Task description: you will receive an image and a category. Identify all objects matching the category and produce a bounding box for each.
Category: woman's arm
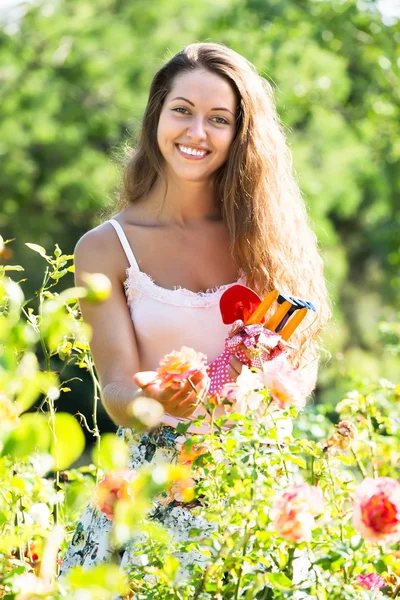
[74,224,209,428]
[74,225,144,426]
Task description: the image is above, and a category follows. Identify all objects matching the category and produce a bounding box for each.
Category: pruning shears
[219,285,317,341]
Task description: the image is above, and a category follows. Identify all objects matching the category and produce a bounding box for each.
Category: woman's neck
[143,174,221,226]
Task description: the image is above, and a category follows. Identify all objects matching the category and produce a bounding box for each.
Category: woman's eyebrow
[170,96,234,116]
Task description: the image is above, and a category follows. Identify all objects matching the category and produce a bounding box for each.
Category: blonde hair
[115,42,331,391]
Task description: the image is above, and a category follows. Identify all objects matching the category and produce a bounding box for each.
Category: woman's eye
[171,108,229,125]
[213,116,229,125]
[172,107,189,114]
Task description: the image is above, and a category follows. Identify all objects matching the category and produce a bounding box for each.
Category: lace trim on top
[124,266,245,308]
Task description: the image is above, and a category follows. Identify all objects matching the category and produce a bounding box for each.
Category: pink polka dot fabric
[207,319,289,394]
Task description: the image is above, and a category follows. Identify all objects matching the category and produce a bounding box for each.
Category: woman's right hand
[133,370,210,419]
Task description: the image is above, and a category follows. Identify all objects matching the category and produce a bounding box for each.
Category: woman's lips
[175,144,211,160]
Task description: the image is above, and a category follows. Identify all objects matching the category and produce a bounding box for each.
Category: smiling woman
[59,42,331,586]
[157,70,237,178]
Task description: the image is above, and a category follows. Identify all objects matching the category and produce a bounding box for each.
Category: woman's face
[157,69,238,183]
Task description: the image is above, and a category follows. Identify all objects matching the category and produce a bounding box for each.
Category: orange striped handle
[264,300,292,332]
[280,307,307,340]
[245,290,279,325]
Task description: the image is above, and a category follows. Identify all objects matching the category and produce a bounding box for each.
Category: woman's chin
[168,165,213,184]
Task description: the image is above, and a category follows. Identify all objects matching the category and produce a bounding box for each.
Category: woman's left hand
[227,344,252,381]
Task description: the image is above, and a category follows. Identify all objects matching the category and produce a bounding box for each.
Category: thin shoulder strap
[108,219,140,271]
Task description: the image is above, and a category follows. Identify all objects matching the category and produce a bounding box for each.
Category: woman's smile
[175,143,211,160]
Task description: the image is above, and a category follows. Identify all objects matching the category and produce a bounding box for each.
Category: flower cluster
[355,573,386,591]
[157,346,207,390]
[92,469,139,521]
[271,482,325,543]
[352,477,400,543]
[261,357,306,408]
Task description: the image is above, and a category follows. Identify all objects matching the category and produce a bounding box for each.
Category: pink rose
[157,346,207,390]
[261,357,306,408]
[355,573,386,591]
[92,469,138,520]
[352,477,400,543]
[271,482,325,543]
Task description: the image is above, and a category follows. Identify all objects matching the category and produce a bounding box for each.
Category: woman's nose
[187,117,207,141]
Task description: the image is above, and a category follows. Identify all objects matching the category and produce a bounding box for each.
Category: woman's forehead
[167,69,237,111]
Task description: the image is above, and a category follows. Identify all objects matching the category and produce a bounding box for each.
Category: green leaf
[0,265,24,271]
[2,413,52,459]
[25,243,48,258]
[176,420,192,434]
[335,455,355,466]
[51,412,85,470]
[265,572,293,590]
[163,554,180,578]
[50,269,68,279]
[226,438,237,454]
[66,564,129,598]
[92,433,129,471]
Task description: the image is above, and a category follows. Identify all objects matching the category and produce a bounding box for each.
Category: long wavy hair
[114,42,331,391]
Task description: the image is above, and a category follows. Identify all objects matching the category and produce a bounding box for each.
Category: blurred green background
[1,0,399,431]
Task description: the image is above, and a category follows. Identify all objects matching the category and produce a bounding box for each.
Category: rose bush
[0,241,399,599]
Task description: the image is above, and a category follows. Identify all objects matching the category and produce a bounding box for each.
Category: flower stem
[350,447,367,478]
[88,355,102,483]
[392,584,400,598]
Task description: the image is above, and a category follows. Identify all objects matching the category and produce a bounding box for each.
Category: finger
[177,391,200,411]
[227,364,239,382]
[179,404,198,418]
[229,354,243,374]
[187,373,210,398]
[133,371,160,388]
[240,343,252,360]
[187,369,208,389]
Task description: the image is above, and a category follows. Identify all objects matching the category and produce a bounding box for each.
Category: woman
[60,42,330,580]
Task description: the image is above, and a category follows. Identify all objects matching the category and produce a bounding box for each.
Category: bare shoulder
[74,218,127,283]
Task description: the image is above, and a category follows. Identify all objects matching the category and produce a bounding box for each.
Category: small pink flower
[157,346,207,390]
[355,573,386,591]
[261,357,305,408]
[352,477,400,543]
[170,477,196,503]
[271,483,325,543]
[92,469,138,520]
[158,477,196,505]
[178,442,209,467]
[219,382,239,403]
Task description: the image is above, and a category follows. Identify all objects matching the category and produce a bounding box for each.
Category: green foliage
[0,246,400,599]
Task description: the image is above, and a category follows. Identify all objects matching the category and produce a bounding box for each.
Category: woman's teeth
[177,144,208,157]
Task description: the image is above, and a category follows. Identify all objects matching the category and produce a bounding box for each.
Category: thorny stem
[350,447,367,478]
[365,406,379,478]
[234,442,258,600]
[38,267,51,372]
[87,354,102,483]
[15,495,24,561]
[392,584,400,598]
[234,527,251,600]
[325,456,349,583]
[268,412,290,484]
[192,540,231,600]
[38,268,62,525]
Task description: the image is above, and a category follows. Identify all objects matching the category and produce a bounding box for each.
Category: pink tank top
[108,219,245,434]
